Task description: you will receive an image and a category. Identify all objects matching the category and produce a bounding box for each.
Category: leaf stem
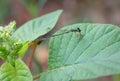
[33,73,41,80]
[27,42,38,70]
[113,74,120,81]
[27,40,43,70]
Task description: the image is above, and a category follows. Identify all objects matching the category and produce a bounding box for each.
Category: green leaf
[0,59,32,81]
[18,42,29,59]
[12,10,63,42]
[0,46,9,61]
[0,53,7,61]
[40,24,120,81]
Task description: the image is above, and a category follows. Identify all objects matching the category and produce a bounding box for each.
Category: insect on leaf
[40,23,120,81]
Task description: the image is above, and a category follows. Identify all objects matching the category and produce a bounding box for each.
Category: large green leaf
[0,59,32,81]
[40,24,120,81]
[12,10,62,42]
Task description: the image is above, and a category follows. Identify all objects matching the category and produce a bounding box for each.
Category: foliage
[0,21,25,64]
[40,24,120,81]
[0,59,32,81]
[12,10,63,42]
[0,10,120,81]
[0,10,62,81]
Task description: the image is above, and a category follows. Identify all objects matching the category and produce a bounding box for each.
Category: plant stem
[27,40,43,70]
[113,74,120,81]
[27,42,38,70]
[33,73,41,80]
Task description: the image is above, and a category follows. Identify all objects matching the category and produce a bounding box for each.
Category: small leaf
[40,24,120,81]
[0,59,32,81]
[18,42,29,59]
[12,10,63,42]
[0,46,9,61]
[0,53,7,61]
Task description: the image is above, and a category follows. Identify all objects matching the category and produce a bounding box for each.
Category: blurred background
[0,0,120,81]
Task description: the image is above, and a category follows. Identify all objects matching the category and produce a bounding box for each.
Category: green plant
[0,10,120,81]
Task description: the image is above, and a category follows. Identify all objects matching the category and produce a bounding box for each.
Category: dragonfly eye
[77,28,81,33]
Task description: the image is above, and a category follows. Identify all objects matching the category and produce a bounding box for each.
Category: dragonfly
[51,28,81,37]
[29,28,81,45]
